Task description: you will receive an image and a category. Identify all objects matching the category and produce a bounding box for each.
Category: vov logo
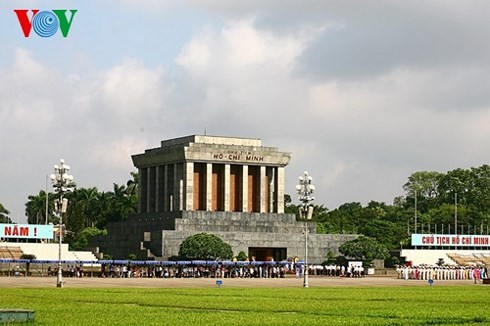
[14,10,78,38]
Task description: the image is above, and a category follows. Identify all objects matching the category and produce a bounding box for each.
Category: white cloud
[0,49,58,130]
[92,58,166,117]
[0,49,173,219]
[176,18,307,78]
[173,18,318,133]
[2,1,490,221]
[101,0,173,11]
[85,137,148,171]
[170,13,490,209]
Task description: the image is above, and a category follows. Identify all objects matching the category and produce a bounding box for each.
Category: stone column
[162,165,168,212]
[268,167,275,213]
[155,166,160,212]
[138,167,147,213]
[172,164,179,212]
[156,165,167,212]
[276,167,285,213]
[148,166,158,212]
[260,166,266,213]
[146,167,152,212]
[185,162,194,211]
[179,178,184,211]
[242,165,248,212]
[153,165,160,212]
[206,163,213,211]
[224,164,230,212]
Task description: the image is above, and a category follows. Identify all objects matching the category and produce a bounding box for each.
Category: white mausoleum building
[92,135,357,261]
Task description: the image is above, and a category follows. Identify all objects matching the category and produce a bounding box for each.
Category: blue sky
[1,0,490,222]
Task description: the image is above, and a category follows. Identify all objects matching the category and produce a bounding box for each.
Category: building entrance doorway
[248,247,286,261]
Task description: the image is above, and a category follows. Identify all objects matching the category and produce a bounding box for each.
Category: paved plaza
[0,276,476,288]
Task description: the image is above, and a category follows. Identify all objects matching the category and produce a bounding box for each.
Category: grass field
[1,286,489,325]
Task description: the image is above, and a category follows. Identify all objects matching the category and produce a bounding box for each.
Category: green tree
[236,251,248,261]
[179,233,233,260]
[403,171,443,213]
[339,236,390,266]
[310,204,329,221]
[23,172,137,250]
[25,191,52,224]
[361,219,405,249]
[103,183,138,224]
[0,203,11,223]
[126,171,139,197]
[114,188,138,220]
[324,250,337,265]
[64,190,85,242]
[426,203,471,232]
[284,194,299,216]
[469,165,490,215]
[75,187,101,228]
[324,202,363,234]
[70,227,107,251]
[316,222,327,234]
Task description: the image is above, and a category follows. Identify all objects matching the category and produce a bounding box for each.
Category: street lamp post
[296,171,315,288]
[414,190,417,234]
[454,192,458,235]
[50,159,74,288]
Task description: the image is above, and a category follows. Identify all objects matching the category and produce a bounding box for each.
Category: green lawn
[1,286,489,325]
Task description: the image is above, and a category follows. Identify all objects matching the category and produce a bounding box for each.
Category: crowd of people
[396,264,488,283]
[98,263,295,279]
[1,260,373,279]
[47,265,85,277]
[7,259,489,283]
[94,262,367,279]
[321,264,366,278]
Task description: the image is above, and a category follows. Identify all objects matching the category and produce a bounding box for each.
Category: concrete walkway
[0,276,477,288]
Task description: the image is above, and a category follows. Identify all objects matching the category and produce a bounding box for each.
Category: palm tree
[100,183,138,225]
[63,190,85,240]
[75,187,100,228]
[112,183,138,220]
[115,192,138,218]
[126,171,139,197]
[0,203,11,223]
[96,191,113,228]
[25,191,52,224]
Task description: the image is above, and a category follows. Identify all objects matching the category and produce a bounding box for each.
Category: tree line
[20,172,138,250]
[287,165,490,253]
[2,165,490,257]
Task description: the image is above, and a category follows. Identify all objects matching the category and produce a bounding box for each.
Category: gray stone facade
[91,211,358,262]
[90,135,358,262]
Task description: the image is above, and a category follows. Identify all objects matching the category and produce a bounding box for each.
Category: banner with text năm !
[0,224,54,239]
